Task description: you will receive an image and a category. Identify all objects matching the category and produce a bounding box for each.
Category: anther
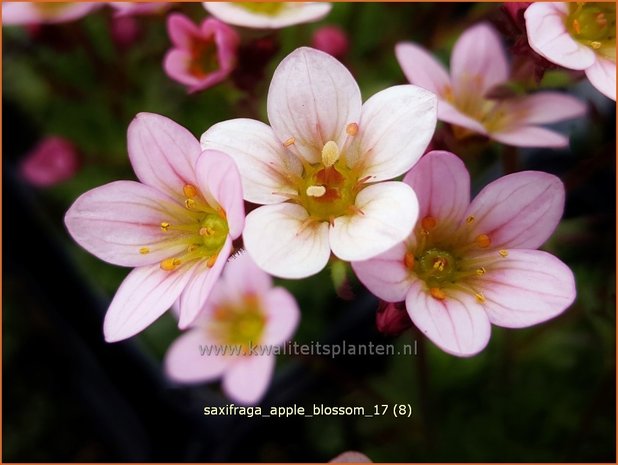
[321,140,340,167]
[187,244,199,252]
[404,251,415,271]
[185,198,196,209]
[200,227,214,236]
[476,267,486,276]
[475,292,486,304]
[590,41,602,49]
[183,184,198,198]
[421,216,437,231]
[475,234,491,248]
[346,123,359,136]
[498,249,509,257]
[283,136,295,147]
[206,255,217,268]
[139,247,150,255]
[160,257,181,271]
[160,222,170,232]
[433,257,446,272]
[306,185,326,197]
[429,287,446,300]
[572,18,581,34]
[466,215,475,224]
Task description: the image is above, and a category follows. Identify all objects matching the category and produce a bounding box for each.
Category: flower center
[208,295,266,352]
[417,248,458,287]
[237,2,286,16]
[189,39,220,78]
[567,2,616,61]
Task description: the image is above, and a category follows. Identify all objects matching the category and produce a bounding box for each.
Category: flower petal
[330,182,419,261]
[64,180,186,267]
[203,2,331,29]
[261,287,300,346]
[403,150,470,225]
[2,2,100,25]
[351,85,437,181]
[450,23,509,96]
[127,112,202,199]
[351,241,412,303]
[508,91,587,125]
[200,118,302,205]
[524,2,596,70]
[222,354,275,405]
[177,237,233,329]
[438,100,488,134]
[490,125,568,148]
[167,12,200,48]
[243,203,331,279]
[164,329,230,383]
[395,42,452,95]
[267,47,362,163]
[104,263,195,342]
[195,150,245,239]
[477,250,576,328]
[585,57,616,101]
[222,252,273,300]
[466,171,565,249]
[405,280,492,357]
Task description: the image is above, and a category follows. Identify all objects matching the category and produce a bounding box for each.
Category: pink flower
[164,253,299,405]
[203,2,331,29]
[2,2,102,25]
[312,25,349,58]
[110,15,141,48]
[20,136,79,187]
[201,47,437,279]
[164,13,239,93]
[525,2,616,101]
[109,2,169,17]
[65,113,245,342]
[396,23,587,147]
[352,151,576,357]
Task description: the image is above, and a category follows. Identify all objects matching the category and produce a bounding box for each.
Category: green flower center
[417,248,458,287]
[209,295,267,350]
[567,2,616,61]
[237,2,286,16]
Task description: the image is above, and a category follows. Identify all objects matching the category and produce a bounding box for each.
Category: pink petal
[267,47,362,164]
[352,85,437,181]
[111,2,169,17]
[403,150,470,225]
[200,118,302,205]
[491,125,568,148]
[164,328,230,383]
[177,237,233,329]
[211,18,240,73]
[351,242,412,303]
[507,92,587,125]
[163,49,202,87]
[222,354,275,405]
[466,171,565,250]
[477,250,576,328]
[405,280,492,357]
[329,182,418,261]
[64,180,186,267]
[330,452,372,463]
[524,2,595,70]
[450,23,509,96]
[20,136,79,187]
[203,2,331,29]
[585,57,616,101]
[167,13,200,49]
[262,287,300,346]
[243,203,331,279]
[127,112,202,199]
[3,2,100,25]
[104,263,196,342]
[395,42,452,95]
[222,252,273,300]
[195,150,245,239]
[438,100,488,135]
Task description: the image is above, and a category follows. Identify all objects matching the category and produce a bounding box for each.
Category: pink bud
[311,25,349,58]
[110,15,141,48]
[376,301,412,337]
[20,137,79,187]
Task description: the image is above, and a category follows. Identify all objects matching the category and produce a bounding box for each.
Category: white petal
[222,355,275,405]
[203,2,331,29]
[585,57,616,101]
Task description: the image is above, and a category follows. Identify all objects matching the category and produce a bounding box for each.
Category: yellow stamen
[466,215,475,224]
[475,292,486,304]
[346,122,359,136]
[139,247,150,255]
[206,255,217,268]
[476,267,486,276]
[475,234,491,248]
[429,287,446,300]
[306,185,326,197]
[183,184,198,198]
[200,227,215,236]
[433,257,446,272]
[590,41,602,49]
[160,222,170,232]
[185,198,196,209]
[160,257,181,271]
[498,249,509,258]
[404,251,415,271]
[321,140,340,167]
[283,136,295,147]
[421,216,437,231]
[187,244,199,252]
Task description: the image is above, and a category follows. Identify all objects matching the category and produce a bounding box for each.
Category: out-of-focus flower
[65,113,245,342]
[352,151,576,357]
[330,451,372,463]
[396,23,587,147]
[231,35,280,93]
[201,47,437,279]
[164,13,239,93]
[525,2,616,100]
[109,2,169,17]
[165,253,299,405]
[110,15,141,48]
[203,2,331,29]
[376,301,412,336]
[20,136,80,187]
[2,2,102,25]
[312,25,349,58]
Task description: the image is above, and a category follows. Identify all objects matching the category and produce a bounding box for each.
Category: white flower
[203,2,331,29]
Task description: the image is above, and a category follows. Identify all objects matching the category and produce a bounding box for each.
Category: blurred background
[3,2,616,462]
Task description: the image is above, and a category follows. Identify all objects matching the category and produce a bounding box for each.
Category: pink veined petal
[164,328,231,383]
[167,13,200,49]
[475,250,576,328]
[221,252,273,301]
[164,49,203,87]
[210,18,240,73]
[351,85,437,181]
[177,237,233,329]
[261,287,301,346]
[203,2,331,29]
[450,23,509,96]
[490,125,569,148]
[222,354,275,405]
[351,241,413,303]
[200,118,302,205]
[466,171,565,250]
[267,47,362,164]
[103,263,196,342]
[438,100,488,135]
[507,92,587,125]
[585,57,617,101]
[395,42,452,96]
[64,180,187,267]
[195,150,245,239]
[127,112,202,199]
[524,2,596,70]
[403,150,470,225]
[330,182,419,262]
[405,280,492,357]
[243,203,331,279]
